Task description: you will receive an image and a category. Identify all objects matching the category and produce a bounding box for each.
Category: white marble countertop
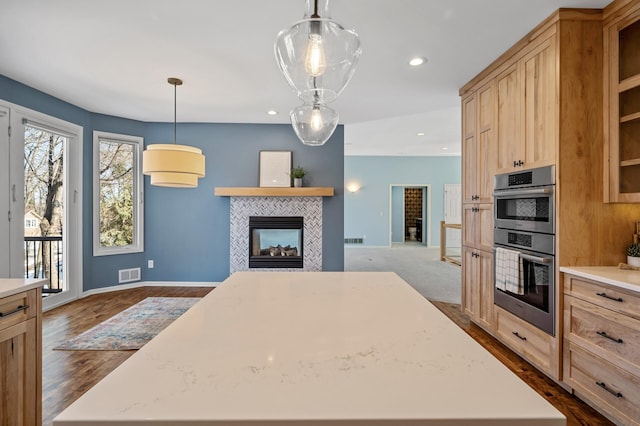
[0,278,46,298]
[560,266,640,293]
[54,272,565,426]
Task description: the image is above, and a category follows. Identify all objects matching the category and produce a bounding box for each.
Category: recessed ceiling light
[442,147,449,150]
[416,132,425,136]
[267,110,278,116]
[409,57,427,66]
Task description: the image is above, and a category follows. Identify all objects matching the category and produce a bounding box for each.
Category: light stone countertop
[560,266,640,293]
[53,272,565,426]
[0,278,46,298]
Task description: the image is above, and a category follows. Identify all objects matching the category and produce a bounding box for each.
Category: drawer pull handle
[512,331,527,341]
[596,381,623,399]
[0,304,29,318]
[596,292,623,303]
[596,331,623,344]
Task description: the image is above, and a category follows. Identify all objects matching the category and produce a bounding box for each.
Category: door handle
[11,184,16,202]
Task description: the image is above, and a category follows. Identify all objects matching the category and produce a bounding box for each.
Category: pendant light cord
[173,82,177,145]
[312,0,319,18]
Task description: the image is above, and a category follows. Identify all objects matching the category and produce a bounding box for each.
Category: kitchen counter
[0,278,46,298]
[53,272,565,425]
[560,266,640,293]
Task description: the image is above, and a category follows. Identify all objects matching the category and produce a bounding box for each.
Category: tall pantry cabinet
[461,82,496,332]
[460,9,605,380]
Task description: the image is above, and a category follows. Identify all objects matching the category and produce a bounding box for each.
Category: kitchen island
[54,272,565,425]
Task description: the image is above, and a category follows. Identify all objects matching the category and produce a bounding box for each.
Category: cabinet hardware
[0,304,29,318]
[596,331,623,344]
[513,160,518,167]
[517,160,524,166]
[596,292,623,302]
[596,381,623,398]
[512,331,527,341]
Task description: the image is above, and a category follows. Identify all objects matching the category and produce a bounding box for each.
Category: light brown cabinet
[495,306,558,374]
[0,288,41,425]
[604,1,640,202]
[462,247,494,331]
[563,273,640,426]
[463,84,496,203]
[495,36,557,174]
[461,8,609,381]
[462,204,493,252]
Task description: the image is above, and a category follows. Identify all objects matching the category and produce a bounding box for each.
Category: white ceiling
[0,0,610,156]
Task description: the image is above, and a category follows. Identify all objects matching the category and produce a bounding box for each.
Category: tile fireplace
[229,196,323,273]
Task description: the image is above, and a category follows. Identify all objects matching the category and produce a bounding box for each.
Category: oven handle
[492,187,553,197]
[519,253,553,264]
[493,247,553,264]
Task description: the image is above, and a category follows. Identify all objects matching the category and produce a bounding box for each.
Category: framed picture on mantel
[259,150,292,187]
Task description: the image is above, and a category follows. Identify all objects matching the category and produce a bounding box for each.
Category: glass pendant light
[274,0,362,104]
[290,102,339,146]
[142,78,205,188]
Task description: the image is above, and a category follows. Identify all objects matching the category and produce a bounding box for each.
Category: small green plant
[627,243,640,257]
[290,166,307,179]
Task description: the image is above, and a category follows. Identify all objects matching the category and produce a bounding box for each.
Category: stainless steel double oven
[493,165,555,336]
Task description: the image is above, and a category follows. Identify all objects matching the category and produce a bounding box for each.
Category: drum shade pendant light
[142,78,205,188]
[275,0,361,146]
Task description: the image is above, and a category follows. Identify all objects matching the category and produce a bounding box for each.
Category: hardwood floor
[430,301,613,426]
[42,287,612,425]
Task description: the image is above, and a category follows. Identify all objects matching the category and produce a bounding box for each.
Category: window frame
[92,131,144,256]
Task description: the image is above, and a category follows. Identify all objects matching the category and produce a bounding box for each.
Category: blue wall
[344,156,461,247]
[1,74,344,290]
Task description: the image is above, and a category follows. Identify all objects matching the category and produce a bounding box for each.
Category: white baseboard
[81,280,219,298]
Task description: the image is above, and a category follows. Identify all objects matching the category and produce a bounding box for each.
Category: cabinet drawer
[564,342,640,426]
[565,296,640,374]
[0,290,37,330]
[564,275,640,320]
[495,307,555,375]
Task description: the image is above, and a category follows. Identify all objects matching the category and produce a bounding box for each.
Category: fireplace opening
[249,216,303,268]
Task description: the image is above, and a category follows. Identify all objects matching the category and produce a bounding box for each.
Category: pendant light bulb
[310,105,323,131]
[290,102,339,146]
[304,33,325,77]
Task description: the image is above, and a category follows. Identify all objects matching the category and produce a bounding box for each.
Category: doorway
[389,184,431,246]
[1,100,83,310]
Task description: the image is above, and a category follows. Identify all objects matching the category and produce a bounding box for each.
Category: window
[25,218,38,228]
[93,131,143,256]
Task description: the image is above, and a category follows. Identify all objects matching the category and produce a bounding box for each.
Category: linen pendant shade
[142,78,205,188]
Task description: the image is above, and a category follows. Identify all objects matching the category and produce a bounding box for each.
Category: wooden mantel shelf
[214,187,334,197]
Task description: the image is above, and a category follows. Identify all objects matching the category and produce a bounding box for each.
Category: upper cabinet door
[477,82,497,201]
[496,63,522,173]
[462,93,478,203]
[522,36,557,170]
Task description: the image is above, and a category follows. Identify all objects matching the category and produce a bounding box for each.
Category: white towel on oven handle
[495,247,523,295]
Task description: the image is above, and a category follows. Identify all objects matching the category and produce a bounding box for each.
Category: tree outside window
[93,132,143,256]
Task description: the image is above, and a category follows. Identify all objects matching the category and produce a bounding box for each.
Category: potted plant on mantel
[291,166,308,188]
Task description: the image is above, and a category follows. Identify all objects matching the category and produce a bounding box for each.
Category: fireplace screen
[249,216,303,268]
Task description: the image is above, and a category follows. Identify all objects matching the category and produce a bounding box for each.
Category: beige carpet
[344,245,462,304]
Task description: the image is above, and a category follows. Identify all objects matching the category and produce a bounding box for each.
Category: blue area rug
[54,297,200,351]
